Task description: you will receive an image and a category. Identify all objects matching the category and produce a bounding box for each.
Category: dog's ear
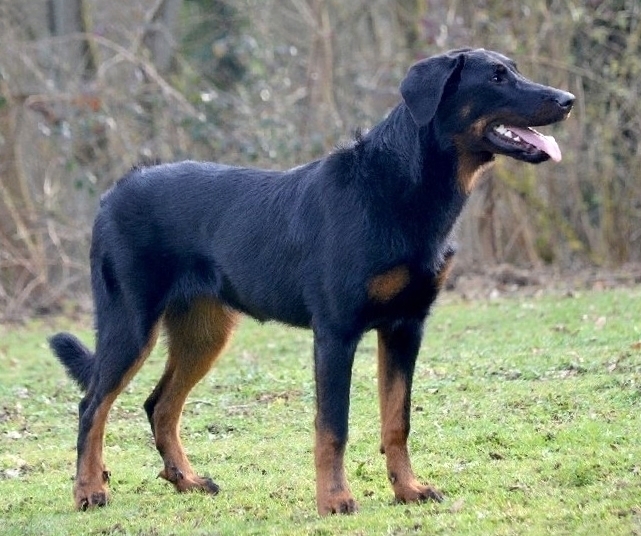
[400,51,467,127]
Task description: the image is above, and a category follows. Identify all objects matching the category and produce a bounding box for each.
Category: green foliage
[1,288,640,534]
[181,0,249,89]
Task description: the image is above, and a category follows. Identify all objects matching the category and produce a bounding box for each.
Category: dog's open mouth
[486,124,562,162]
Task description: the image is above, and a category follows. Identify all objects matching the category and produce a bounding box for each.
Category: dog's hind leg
[144,297,238,495]
[377,319,443,504]
[313,329,360,515]
[74,320,160,510]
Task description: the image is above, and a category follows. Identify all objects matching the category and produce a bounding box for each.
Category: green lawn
[1,288,640,535]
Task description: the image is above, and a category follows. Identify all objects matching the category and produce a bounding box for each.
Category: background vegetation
[0,0,640,318]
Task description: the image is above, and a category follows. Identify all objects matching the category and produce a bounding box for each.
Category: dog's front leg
[377,319,444,504]
[313,329,359,515]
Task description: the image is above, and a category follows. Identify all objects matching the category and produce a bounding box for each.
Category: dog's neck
[358,104,469,244]
[365,104,478,199]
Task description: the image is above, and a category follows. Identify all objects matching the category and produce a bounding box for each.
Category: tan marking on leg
[315,429,357,515]
[74,323,160,510]
[152,297,237,494]
[368,265,410,303]
[74,393,116,510]
[377,331,443,504]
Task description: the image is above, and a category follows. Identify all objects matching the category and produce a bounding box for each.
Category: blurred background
[0,0,640,319]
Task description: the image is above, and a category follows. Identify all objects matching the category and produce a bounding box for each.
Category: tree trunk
[143,0,183,73]
[48,0,96,81]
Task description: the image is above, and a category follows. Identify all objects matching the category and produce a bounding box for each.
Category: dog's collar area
[488,124,562,162]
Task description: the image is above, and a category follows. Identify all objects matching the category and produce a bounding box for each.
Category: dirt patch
[445,262,641,301]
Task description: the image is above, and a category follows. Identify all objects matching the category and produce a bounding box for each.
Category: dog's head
[400,48,574,165]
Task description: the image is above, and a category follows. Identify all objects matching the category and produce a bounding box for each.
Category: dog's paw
[317,491,359,516]
[159,466,220,495]
[199,476,220,495]
[393,480,443,504]
[74,485,109,510]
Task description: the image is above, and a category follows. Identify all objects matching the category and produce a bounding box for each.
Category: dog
[50,48,574,515]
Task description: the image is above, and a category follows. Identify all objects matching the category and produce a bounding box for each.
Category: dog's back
[95,161,331,327]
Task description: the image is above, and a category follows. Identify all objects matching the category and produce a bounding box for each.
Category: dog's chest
[361,255,449,325]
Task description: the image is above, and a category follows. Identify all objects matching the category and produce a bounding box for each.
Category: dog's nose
[555,91,575,110]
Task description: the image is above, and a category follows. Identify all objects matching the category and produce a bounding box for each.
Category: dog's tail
[49,333,95,392]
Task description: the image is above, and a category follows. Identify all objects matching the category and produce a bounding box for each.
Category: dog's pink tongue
[509,126,562,162]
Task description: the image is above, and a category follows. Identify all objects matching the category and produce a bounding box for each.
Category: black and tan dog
[50,48,574,514]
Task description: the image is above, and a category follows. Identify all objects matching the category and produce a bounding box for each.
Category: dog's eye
[491,65,508,83]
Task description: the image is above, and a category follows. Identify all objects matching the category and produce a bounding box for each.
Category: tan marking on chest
[454,119,496,194]
[368,266,410,303]
[456,152,494,195]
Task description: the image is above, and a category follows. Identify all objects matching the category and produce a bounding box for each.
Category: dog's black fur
[50,48,574,514]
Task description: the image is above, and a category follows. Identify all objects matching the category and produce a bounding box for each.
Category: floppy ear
[400,52,467,127]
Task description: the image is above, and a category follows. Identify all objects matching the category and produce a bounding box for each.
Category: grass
[1,287,640,535]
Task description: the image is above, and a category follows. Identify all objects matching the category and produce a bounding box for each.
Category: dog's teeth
[496,125,514,138]
[494,125,524,142]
